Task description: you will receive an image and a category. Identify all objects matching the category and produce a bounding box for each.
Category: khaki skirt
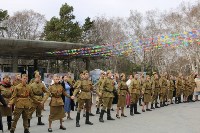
[117,95,126,107]
[49,106,66,121]
[0,105,12,116]
[144,94,151,103]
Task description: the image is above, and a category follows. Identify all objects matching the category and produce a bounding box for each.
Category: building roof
[0,38,94,60]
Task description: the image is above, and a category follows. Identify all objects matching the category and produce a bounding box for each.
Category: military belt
[2,95,11,98]
[104,89,113,93]
[34,93,43,96]
[17,96,29,98]
[52,96,61,98]
[120,89,127,90]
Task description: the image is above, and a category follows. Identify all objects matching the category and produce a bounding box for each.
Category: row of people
[0,70,197,133]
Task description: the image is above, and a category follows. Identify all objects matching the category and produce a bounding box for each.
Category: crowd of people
[0,70,199,133]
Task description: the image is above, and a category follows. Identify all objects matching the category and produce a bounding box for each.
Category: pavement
[2,100,200,133]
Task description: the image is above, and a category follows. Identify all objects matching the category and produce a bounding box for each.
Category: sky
[0,0,197,23]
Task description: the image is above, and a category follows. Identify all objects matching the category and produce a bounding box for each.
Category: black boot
[76,112,80,127]
[37,117,45,125]
[28,119,30,127]
[99,110,105,122]
[175,97,179,104]
[24,128,30,133]
[7,116,12,130]
[96,108,100,114]
[134,104,141,114]
[107,109,115,120]
[130,104,134,116]
[160,102,163,107]
[151,104,155,109]
[85,112,93,125]
[178,97,182,103]
[0,115,3,132]
[155,103,160,108]
[139,98,142,106]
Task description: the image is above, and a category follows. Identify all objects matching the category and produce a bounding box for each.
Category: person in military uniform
[151,73,160,109]
[141,75,152,112]
[183,76,189,103]
[71,70,93,127]
[73,73,84,111]
[95,71,106,114]
[175,73,183,104]
[116,73,129,118]
[159,72,168,107]
[0,75,13,130]
[139,74,145,106]
[28,74,48,127]
[188,73,196,102]
[98,70,115,122]
[29,70,40,85]
[12,74,21,86]
[42,74,71,132]
[8,74,42,133]
[129,73,141,116]
[0,93,7,132]
[167,75,175,104]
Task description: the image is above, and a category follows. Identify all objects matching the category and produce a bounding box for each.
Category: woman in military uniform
[42,74,71,132]
[116,73,129,118]
[141,75,152,112]
[0,75,13,130]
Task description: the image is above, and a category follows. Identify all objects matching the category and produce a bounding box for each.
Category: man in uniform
[159,72,168,107]
[151,73,160,109]
[129,73,141,116]
[175,73,183,104]
[8,74,42,133]
[98,70,115,122]
[28,74,48,127]
[71,70,93,127]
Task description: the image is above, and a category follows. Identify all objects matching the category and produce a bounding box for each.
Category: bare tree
[3,10,46,40]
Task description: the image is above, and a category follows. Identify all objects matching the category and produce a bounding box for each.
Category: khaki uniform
[189,76,196,95]
[117,81,128,107]
[73,80,81,103]
[73,79,93,112]
[28,82,48,119]
[96,78,104,108]
[176,77,182,97]
[183,79,190,98]
[151,78,160,104]
[129,79,141,104]
[142,81,152,103]
[100,78,115,110]
[43,83,70,121]
[168,80,175,100]
[0,84,13,116]
[9,83,40,132]
[12,79,21,86]
[159,77,168,103]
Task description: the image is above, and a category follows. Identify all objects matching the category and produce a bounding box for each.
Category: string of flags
[46,29,200,57]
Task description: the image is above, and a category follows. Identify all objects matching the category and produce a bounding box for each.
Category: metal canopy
[0,38,94,60]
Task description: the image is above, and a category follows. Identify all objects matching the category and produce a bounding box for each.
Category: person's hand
[8,104,12,109]
[71,96,75,99]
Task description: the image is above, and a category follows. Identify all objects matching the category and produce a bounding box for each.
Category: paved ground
[2,100,200,133]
